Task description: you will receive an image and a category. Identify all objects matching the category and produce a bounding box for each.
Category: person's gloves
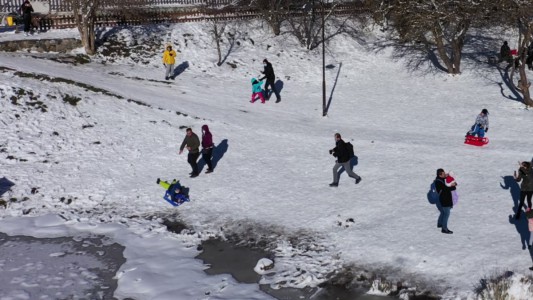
[485,128,489,132]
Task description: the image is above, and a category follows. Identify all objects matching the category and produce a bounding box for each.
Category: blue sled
[163,192,190,207]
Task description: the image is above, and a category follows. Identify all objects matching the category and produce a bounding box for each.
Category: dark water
[0,232,125,300]
[196,239,396,300]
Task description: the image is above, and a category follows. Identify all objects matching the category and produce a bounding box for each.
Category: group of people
[178,125,215,178]
[161,46,282,103]
[434,162,533,238]
[499,40,533,70]
[249,59,281,103]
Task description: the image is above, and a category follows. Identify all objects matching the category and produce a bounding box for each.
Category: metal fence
[0,0,236,13]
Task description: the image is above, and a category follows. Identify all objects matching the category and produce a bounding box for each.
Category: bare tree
[247,0,292,35]
[203,0,237,66]
[372,0,491,75]
[286,0,344,50]
[63,0,153,55]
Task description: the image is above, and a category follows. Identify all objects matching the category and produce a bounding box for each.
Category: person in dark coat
[179,128,201,178]
[201,124,214,173]
[329,133,361,187]
[20,0,34,36]
[514,161,533,219]
[435,168,456,234]
[260,59,281,103]
[499,41,512,64]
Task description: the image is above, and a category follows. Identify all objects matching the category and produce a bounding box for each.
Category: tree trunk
[432,30,455,74]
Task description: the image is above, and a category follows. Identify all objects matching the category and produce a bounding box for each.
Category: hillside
[1,21,533,299]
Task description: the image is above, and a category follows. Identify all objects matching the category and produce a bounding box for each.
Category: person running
[201,125,214,173]
[179,128,200,178]
[260,59,281,103]
[435,168,456,234]
[514,161,533,219]
[162,45,177,80]
[329,133,361,187]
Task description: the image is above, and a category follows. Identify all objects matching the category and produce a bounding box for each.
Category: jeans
[188,152,200,175]
[471,124,485,138]
[438,207,451,230]
[333,160,360,184]
[165,64,175,78]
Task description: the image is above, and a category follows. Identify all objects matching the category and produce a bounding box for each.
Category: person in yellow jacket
[162,45,177,80]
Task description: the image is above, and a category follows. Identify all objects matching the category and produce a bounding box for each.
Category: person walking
[329,133,361,187]
[20,0,34,37]
[435,169,456,234]
[514,161,533,219]
[201,125,214,174]
[260,59,281,103]
[162,45,177,80]
[179,128,200,178]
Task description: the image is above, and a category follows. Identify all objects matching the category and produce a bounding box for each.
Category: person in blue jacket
[250,77,265,103]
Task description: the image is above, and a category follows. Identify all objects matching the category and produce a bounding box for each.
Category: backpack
[427,181,441,204]
[345,142,355,158]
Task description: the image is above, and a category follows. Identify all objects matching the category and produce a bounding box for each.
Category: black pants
[23,13,31,33]
[516,191,533,216]
[202,148,213,170]
[264,79,280,100]
[188,152,200,175]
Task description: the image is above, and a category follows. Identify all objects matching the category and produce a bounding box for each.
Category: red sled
[464,135,489,146]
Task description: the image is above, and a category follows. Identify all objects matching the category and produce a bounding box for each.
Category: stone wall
[0,38,81,53]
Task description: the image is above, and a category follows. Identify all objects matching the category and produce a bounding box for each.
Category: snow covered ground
[1,20,533,299]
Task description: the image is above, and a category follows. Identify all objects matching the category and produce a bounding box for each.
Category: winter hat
[482,108,489,115]
[263,59,268,63]
[251,77,258,83]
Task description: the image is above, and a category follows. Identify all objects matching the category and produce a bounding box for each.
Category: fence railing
[0,0,237,13]
[12,3,367,31]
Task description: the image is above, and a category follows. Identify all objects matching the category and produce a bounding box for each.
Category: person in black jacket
[329,133,361,187]
[435,168,456,234]
[260,59,281,103]
[20,0,34,36]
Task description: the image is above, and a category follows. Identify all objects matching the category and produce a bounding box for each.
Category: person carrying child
[250,77,265,104]
[445,171,459,206]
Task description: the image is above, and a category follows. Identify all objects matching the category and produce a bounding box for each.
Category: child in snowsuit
[156,178,189,204]
[250,77,265,104]
[446,171,459,206]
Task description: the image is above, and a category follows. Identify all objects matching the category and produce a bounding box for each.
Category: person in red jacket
[201,125,214,173]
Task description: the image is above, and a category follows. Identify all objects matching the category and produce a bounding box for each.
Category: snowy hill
[1,21,533,299]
